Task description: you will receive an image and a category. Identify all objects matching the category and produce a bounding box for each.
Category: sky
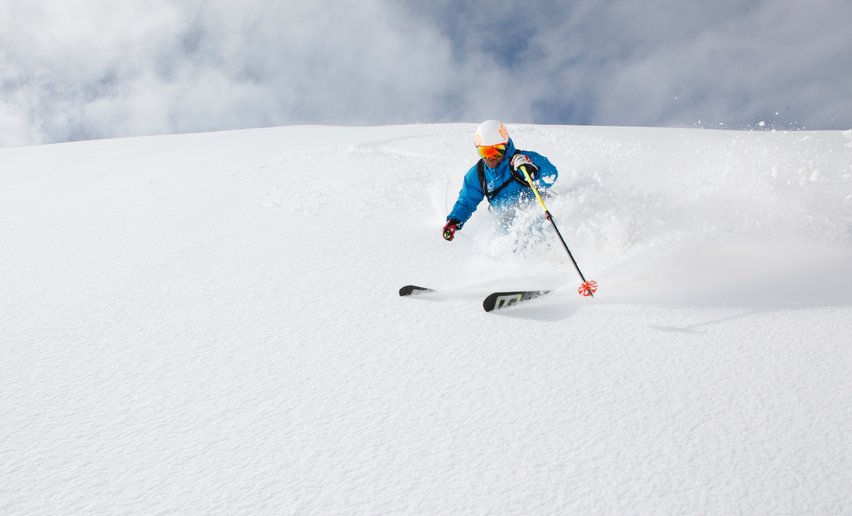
[1,0,851,147]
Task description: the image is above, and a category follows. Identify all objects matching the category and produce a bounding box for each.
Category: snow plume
[3,123,852,513]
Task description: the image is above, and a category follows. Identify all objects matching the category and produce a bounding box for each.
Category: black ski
[482,290,551,312]
[399,285,434,297]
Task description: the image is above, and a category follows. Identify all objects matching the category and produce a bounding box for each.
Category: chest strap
[477,150,521,204]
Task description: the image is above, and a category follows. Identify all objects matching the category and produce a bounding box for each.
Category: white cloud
[1,0,851,147]
[516,0,852,129]
[1,1,475,145]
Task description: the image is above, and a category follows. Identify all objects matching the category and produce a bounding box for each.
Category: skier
[442,120,558,241]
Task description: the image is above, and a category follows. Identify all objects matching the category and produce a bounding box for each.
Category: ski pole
[519,165,597,297]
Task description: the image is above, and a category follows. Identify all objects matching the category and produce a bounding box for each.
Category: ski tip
[399,285,433,297]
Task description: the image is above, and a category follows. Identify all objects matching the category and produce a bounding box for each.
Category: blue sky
[1,0,851,146]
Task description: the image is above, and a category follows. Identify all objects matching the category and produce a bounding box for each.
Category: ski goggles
[476,144,507,160]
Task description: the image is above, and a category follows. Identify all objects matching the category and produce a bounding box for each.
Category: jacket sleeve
[528,152,558,188]
[447,165,485,227]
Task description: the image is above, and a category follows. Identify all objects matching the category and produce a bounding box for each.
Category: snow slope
[2,123,851,514]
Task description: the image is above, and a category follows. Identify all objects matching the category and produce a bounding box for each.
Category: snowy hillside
[2,123,851,514]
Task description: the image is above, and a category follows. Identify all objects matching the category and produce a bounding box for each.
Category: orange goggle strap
[477,144,506,160]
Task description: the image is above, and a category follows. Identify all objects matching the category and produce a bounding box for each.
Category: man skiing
[442,120,558,241]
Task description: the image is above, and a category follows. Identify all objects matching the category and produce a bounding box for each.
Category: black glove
[442,219,461,241]
[510,154,539,181]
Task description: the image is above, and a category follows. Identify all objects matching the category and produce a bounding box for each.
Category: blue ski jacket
[447,138,558,227]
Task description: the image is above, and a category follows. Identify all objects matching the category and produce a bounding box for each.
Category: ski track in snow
[1,124,851,514]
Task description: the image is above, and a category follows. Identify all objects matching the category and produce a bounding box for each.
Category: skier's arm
[530,153,558,188]
[446,167,485,228]
[514,151,557,189]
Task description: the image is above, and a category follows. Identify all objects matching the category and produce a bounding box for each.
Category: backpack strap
[477,150,522,204]
[476,159,488,200]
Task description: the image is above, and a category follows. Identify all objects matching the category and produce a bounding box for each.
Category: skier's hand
[511,154,539,179]
[442,219,460,241]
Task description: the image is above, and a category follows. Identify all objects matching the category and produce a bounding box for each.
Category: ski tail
[399,285,434,297]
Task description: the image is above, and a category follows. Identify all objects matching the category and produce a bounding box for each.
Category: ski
[400,285,552,310]
[482,290,551,312]
[399,285,434,297]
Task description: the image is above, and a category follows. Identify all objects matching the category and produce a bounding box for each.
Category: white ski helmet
[474,120,509,147]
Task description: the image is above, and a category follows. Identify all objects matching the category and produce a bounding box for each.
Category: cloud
[579,0,852,129]
[1,1,469,145]
[1,0,851,147]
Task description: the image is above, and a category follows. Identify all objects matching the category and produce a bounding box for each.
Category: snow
[2,123,851,514]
